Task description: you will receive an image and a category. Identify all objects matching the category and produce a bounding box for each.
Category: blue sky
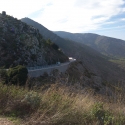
[0,0,125,40]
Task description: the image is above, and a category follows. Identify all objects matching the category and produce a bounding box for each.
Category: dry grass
[0,82,125,125]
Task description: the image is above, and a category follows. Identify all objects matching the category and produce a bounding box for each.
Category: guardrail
[3,58,76,71]
[27,63,60,70]
[27,58,76,71]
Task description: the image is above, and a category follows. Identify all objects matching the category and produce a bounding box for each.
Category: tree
[51,43,59,50]
[8,65,28,85]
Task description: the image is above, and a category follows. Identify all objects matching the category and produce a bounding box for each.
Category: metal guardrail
[27,59,76,71]
[27,63,60,70]
[2,58,76,71]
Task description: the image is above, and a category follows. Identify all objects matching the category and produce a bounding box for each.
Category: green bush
[91,103,114,125]
[7,65,28,85]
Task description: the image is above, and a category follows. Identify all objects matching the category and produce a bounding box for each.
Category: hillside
[1,82,125,125]
[54,31,125,58]
[0,13,68,68]
[21,18,125,83]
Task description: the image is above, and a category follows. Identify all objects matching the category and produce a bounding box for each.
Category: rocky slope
[21,18,125,83]
[0,13,68,68]
[54,31,125,58]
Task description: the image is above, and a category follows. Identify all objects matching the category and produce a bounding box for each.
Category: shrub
[46,39,52,45]
[0,68,8,84]
[42,72,49,78]
[7,65,28,85]
[91,103,114,125]
[51,43,59,50]
[30,54,37,61]
[22,92,41,108]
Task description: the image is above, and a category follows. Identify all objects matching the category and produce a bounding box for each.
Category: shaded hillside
[21,18,125,83]
[21,18,70,50]
[54,31,125,58]
[0,14,68,68]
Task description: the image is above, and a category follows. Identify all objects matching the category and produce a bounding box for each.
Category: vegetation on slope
[54,31,125,58]
[0,13,68,68]
[0,65,28,85]
[0,81,125,125]
[109,58,125,71]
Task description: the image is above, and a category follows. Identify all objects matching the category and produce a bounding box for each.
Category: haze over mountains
[21,18,125,83]
[54,31,125,58]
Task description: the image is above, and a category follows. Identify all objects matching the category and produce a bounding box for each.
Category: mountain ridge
[54,31,125,58]
[21,17,125,83]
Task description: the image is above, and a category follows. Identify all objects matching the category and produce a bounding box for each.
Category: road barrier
[28,58,76,77]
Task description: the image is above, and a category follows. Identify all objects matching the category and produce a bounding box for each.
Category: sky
[0,0,125,40]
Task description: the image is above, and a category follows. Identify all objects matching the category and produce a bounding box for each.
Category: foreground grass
[0,83,125,125]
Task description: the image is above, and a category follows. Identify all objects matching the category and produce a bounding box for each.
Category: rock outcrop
[0,13,68,68]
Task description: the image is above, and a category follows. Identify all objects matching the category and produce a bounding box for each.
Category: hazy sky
[0,0,125,40]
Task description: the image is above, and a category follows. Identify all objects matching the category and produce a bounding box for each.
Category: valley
[0,11,125,125]
[54,31,125,59]
[21,18,125,84]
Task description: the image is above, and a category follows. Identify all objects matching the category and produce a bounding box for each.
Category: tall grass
[0,82,125,125]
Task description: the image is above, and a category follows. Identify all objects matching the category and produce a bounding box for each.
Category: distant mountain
[0,14,68,68]
[54,31,125,58]
[21,18,125,83]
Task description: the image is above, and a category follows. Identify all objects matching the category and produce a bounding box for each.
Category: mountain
[21,18,125,83]
[54,31,125,58]
[0,13,68,68]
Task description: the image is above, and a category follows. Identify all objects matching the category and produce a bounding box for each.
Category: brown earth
[0,117,14,125]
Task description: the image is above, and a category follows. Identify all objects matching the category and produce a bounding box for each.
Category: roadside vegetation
[0,79,125,124]
[0,65,125,125]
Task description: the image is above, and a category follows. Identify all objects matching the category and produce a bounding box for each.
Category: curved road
[28,57,76,77]
[27,57,76,71]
